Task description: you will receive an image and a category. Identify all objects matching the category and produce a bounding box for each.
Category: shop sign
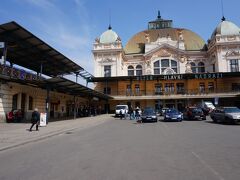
[163,74,183,80]
[194,73,223,79]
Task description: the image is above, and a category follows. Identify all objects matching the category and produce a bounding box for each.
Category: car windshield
[116,106,126,110]
[224,107,240,113]
[144,108,154,114]
[166,109,178,113]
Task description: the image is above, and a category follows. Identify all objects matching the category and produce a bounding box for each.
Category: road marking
[192,152,225,180]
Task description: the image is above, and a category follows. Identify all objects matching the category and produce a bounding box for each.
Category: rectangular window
[136,69,142,76]
[199,82,205,93]
[135,84,140,95]
[126,85,132,96]
[208,82,214,92]
[104,65,111,77]
[230,59,239,72]
[154,68,160,75]
[165,83,174,94]
[176,83,184,94]
[155,83,163,95]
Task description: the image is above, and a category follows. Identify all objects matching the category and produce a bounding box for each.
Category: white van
[115,105,128,117]
[203,101,215,110]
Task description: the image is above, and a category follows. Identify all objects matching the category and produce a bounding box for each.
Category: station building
[91,13,240,112]
[0,22,111,123]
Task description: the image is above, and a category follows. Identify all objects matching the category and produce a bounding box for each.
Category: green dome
[212,20,240,37]
[99,29,119,44]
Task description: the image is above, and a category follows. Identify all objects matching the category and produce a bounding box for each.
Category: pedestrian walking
[135,107,142,123]
[120,109,124,120]
[29,108,40,131]
[129,106,134,120]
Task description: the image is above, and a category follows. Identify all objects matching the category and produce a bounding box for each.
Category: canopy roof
[43,77,112,100]
[0,21,83,76]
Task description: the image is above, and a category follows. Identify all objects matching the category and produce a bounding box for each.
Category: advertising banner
[40,112,47,126]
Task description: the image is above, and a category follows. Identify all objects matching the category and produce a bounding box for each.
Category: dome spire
[157,10,161,19]
[221,16,226,21]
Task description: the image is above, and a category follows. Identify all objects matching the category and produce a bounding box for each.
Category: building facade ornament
[225,51,240,57]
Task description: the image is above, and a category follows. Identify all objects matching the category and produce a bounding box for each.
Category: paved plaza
[1,115,240,180]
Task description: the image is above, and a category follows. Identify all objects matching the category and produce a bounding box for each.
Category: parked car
[210,107,240,124]
[160,108,169,116]
[115,105,128,117]
[163,108,183,122]
[183,107,206,120]
[141,107,158,123]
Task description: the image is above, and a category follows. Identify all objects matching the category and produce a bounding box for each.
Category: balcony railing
[102,89,240,96]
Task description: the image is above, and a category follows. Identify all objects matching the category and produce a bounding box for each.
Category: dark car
[183,107,206,120]
[163,108,183,122]
[210,107,240,124]
[141,107,158,123]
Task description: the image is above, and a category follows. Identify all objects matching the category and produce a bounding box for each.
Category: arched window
[154,59,178,75]
[128,65,134,76]
[136,65,142,76]
[198,62,205,73]
[190,62,196,73]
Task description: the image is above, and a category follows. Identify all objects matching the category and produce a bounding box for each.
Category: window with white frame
[190,62,196,73]
[136,65,142,76]
[153,59,178,75]
[191,62,205,73]
[230,59,239,72]
[128,65,134,76]
[104,65,111,77]
[198,62,205,73]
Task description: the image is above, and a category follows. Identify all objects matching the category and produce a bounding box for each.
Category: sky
[0,0,240,83]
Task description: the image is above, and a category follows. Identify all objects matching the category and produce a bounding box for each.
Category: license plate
[147,118,151,120]
[172,118,176,119]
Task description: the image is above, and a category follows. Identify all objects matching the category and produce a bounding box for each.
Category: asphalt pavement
[1,115,240,180]
[0,114,111,152]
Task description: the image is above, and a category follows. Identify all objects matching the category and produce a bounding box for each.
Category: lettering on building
[194,73,223,79]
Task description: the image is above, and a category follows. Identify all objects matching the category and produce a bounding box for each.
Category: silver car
[210,107,240,124]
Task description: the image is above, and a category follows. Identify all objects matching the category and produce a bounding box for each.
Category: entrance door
[104,103,110,114]
[12,94,18,110]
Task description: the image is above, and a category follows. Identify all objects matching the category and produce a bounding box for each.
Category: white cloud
[24,0,56,9]
[23,0,95,76]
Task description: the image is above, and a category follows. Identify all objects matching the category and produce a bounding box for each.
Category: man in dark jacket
[29,108,40,131]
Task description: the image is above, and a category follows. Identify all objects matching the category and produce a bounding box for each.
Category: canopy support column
[46,86,50,124]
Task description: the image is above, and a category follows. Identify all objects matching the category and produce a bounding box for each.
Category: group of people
[6,109,23,123]
[119,106,141,122]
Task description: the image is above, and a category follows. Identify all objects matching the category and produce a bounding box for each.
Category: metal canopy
[0,21,83,76]
[43,77,112,100]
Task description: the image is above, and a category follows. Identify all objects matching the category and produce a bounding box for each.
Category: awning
[42,77,112,101]
[0,21,83,76]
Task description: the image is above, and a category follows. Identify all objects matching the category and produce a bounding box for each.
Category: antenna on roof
[220,0,226,21]
[108,9,112,30]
